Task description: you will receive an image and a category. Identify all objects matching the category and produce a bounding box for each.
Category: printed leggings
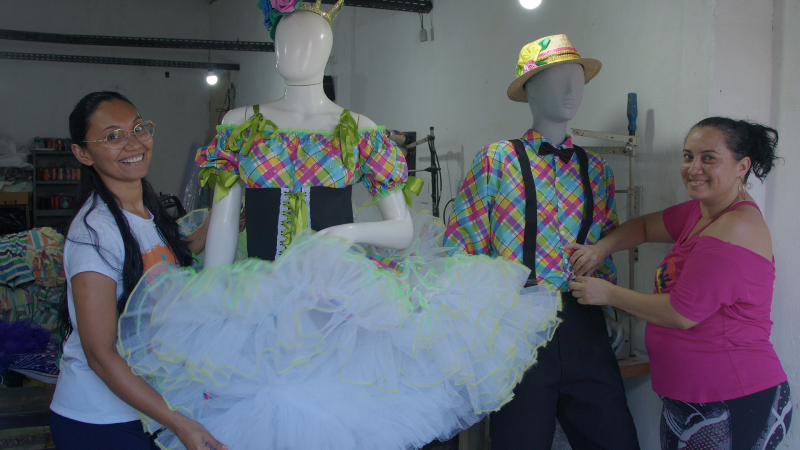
[660,381,792,450]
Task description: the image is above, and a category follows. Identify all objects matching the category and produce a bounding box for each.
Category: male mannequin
[204,9,412,268]
[444,35,639,449]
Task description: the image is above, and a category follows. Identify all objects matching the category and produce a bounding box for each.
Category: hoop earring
[739,184,746,200]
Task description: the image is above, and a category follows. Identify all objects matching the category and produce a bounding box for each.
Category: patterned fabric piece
[364,254,404,274]
[0,231,34,288]
[196,112,407,200]
[0,284,63,328]
[445,129,618,292]
[26,227,65,287]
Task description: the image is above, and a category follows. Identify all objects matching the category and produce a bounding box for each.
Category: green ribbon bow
[280,192,309,250]
[402,176,424,207]
[333,109,358,172]
[199,167,240,204]
[228,104,278,156]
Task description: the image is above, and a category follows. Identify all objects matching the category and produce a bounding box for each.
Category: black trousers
[491,292,640,450]
[50,411,159,450]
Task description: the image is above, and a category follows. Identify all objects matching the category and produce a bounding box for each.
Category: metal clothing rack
[571,127,641,361]
[571,128,641,291]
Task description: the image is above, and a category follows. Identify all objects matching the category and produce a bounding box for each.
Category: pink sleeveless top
[646,200,786,403]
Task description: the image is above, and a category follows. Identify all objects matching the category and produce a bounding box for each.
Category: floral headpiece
[260,0,345,40]
[298,0,345,24]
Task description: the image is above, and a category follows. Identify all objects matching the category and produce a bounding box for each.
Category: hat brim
[507,58,602,103]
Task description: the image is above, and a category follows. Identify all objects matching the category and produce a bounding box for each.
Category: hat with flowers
[507,34,602,103]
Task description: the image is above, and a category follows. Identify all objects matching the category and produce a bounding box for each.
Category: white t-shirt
[50,195,179,424]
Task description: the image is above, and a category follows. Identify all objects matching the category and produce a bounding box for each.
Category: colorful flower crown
[260,0,345,40]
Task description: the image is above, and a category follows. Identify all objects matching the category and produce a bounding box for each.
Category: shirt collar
[521,129,574,150]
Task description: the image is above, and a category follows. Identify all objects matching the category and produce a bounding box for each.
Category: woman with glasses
[49,91,228,450]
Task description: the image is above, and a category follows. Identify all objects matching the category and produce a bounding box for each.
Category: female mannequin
[116,5,562,450]
[204,10,412,268]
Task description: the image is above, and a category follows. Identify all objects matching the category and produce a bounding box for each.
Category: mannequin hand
[563,242,608,276]
[171,414,228,450]
[569,276,617,306]
[317,223,357,244]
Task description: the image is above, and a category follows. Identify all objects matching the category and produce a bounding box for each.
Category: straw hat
[507,34,602,103]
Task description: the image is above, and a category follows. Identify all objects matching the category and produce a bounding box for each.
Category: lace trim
[275,187,311,259]
[372,182,406,203]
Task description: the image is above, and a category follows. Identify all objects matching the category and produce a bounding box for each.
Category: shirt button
[560,230,565,236]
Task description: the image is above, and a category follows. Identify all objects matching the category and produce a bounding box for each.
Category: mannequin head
[524,63,585,124]
[524,63,585,144]
[274,10,332,85]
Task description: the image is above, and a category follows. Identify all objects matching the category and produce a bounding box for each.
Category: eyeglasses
[83,121,155,150]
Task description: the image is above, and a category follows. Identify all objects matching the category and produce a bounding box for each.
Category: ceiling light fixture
[206,49,218,85]
[520,0,542,9]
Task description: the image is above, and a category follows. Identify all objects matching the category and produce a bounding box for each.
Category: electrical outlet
[419,29,428,42]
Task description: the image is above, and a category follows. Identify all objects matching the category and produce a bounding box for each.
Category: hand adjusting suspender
[510,139,595,287]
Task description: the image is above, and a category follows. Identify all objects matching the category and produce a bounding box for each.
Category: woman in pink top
[564,117,791,450]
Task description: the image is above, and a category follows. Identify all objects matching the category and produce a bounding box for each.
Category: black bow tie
[538,142,574,163]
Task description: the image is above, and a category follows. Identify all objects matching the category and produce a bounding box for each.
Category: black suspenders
[510,139,595,286]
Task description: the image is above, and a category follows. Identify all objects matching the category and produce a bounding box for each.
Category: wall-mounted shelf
[35,180,79,185]
[619,354,651,378]
[320,0,433,13]
[35,209,75,217]
[0,29,272,52]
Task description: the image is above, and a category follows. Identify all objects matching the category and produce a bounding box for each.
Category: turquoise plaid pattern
[445,129,618,292]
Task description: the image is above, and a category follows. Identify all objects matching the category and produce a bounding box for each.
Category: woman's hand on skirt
[172,414,228,450]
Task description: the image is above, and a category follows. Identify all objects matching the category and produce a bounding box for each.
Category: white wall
[208,0,282,112]
[769,0,800,449]
[0,0,212,196]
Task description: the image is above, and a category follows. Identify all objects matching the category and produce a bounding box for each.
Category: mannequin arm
[204,183,242,268]
[317,191,413,250]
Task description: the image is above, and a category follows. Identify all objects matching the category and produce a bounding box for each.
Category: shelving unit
[0,194,31,235]
[572,128,643,365]
[31,149,80,229]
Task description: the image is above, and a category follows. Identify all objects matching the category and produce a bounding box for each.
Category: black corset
[245,186,354,261]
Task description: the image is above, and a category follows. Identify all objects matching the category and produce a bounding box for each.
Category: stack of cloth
[0,227,64,384]
[0,227,65,327]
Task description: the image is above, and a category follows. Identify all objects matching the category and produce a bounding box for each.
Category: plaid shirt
[444,129,618,292]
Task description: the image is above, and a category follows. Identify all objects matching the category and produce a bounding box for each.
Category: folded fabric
[0,231,33,288]
[26,227,65,287]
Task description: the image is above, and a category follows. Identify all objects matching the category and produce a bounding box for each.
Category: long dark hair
[57,91,193,343]
[689,117,780,183]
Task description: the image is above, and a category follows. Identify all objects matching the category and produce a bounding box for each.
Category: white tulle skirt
[119,209,561,450]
